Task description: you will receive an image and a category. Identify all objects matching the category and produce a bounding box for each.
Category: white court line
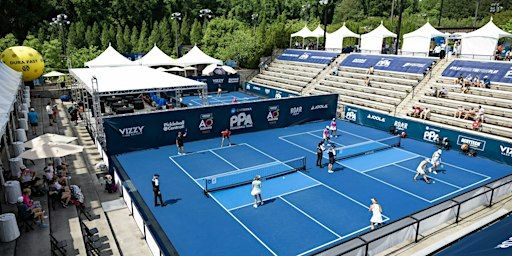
[359,156,423,173]
[168,156,278,256]
[392,164,462,189]
[278,136,433,203]
[209,150,240,170]
[428,176,491,203]
[228,183,322,211]
[171,144,241,158]
[279,196,342,238]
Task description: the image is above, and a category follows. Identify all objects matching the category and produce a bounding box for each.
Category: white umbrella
[19,143,84,160]
[168,67,185,72]
[155,67,167,72]
[43,71,66,77]
[202,64,237,76]
[23,133,77,148]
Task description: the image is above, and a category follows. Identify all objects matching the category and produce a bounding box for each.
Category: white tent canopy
[202,64,237,76]
[291,25,315,38]
[325,23,360,51]
[360,22,397,53]
[0,61,22,136]
[69,66,205,95]
[174,45,222,67]
[43,71,65,77]
[402,22,447,56]
[168,67,184,72]
[460,18,512,59]
[134,44,177,66]
[311,25,325,38]
[85,43,137,67]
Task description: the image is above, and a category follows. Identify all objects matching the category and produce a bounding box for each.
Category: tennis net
[335,135,401,161]
[203,157,306,193]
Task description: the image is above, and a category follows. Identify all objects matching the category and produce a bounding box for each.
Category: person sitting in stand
[51,177,72,208]
[472,118,482,131]
[367,66,374,75]
[461,80,470,93]
[412,106,423,118]
[331,66,339,76]
[476,105,485,122]
[419,107,431,120]
[430,87,438,97]
[364,76,371,86]
[20,165,38,188]
[455,75,464,85]
[17,196,47,228]
[471,76,481,87]
[437,86,448,98]
[464,107,477,120]
[483,76,491,89]
[454,105,465,118]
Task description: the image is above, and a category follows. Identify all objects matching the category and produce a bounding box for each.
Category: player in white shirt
[251,176,263,208]
[45,102,53,126]
[429,149,442,174]
[323,126,331,143]
[329,118,337,137]
[414,158,431,184]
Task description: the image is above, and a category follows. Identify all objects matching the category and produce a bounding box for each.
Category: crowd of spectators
[455,74,491,93]
[453,105,485,131]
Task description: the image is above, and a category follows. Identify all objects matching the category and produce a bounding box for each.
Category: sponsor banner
[277,49,338,65]
[344,105,512,165]
[104,94,338,155]
[245,82,298,98]
[341,53,436,74]
[188,74,240,92]
[442,60,512,85]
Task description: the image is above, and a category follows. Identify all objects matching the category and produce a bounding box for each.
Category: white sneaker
[253,204,258,208]
[328,170,334,173]
[260,201,264,206]
[433,171,438,175]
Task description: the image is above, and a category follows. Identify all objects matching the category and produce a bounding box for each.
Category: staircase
[301,54,348,95]
[395,57,454,116]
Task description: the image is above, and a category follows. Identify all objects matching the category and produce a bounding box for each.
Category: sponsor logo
[230,112,253,130]
[456,135,486,151]
[505,68,512,79]
[298,52,310,60]
[375,58,391,68]
[311,104,328,110]
[495,236,512,249]
[228,77,240,83]
[345,108,357,122]
[275,91,282,98]
[290,106,303,116]
[402,63,426,68]
[352,58,367,64]
[252,86,261,91]
[394,121,408,131]
[246,84,251,90]
[366,113,386,123]
[162,120,185,132]
[267,106,279,123]
[423,126,440,143]
[447,66,499,75]
[119,126,144,137]
[199,113,214,132]
[212,78,224,84]
[231,107,252,114]
[500,145,512,157]
[264,89,270,94]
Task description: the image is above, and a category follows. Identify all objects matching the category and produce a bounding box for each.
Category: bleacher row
[249,50,512,141]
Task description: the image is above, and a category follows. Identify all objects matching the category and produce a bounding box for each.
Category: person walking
[176,130,187,155]
[45,102,53,126]
[27,107,39,135]
[220,129,232,147]
[152,174,166,207]
[369,198,383,230]
[251,175,263,208]
[316,141,325,168]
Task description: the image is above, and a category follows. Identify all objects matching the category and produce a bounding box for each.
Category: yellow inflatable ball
[1,46,45,81]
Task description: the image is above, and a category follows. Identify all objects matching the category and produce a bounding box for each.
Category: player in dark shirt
[176,130,187,155]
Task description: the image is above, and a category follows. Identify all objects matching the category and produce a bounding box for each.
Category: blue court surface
[182,91,261,107]
[115,120,511,256]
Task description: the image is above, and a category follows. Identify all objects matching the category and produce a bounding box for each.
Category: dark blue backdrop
[340,54,436,74]
[188,74,240,92]
[104,94,338,155]
[344,105,512,166]
[244,82,298,98]
[442,60,512,84]
[277,49,338,65]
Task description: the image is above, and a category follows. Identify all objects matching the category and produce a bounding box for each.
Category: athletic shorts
[30,122,38,127]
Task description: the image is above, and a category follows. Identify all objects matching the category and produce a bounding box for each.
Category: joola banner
[104,94,338,155]
[344,105,512,165]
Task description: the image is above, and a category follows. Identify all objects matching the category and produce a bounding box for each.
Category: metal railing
[316,173,512,256]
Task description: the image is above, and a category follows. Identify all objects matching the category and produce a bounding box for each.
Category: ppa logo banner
[345,108,357,122]
[230,107,253,130]
[423,126,440,143]
[118,126,144,137]
[457,135,486,151]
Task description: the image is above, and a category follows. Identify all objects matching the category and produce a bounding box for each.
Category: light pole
[171,12,182,57]
[395,0,405,55]
[199,9,213,28]
[50,14,70,65]
[438,0,444,26]
[319,0,329,50]
[251,13,259,32]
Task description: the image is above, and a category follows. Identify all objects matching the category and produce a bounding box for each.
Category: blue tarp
[442,60,512,85]
[340,54,436,74]
[277,49,338,65]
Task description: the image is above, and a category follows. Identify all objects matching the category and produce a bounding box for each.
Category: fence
[316,174,512,256]
[112,157,179,256]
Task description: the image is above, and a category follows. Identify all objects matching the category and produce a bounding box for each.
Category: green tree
[115,25,127,53]
[160,19,173,54]
[0,34,19,52]
[147,21,161,51]
[22,34,43,53]
[130,26,139,52]
[100,23,109,49]
[36,27,47,43]
[90,22,101,47]
[42,39,64,70]
[190,19,203,45]
[137,21,149,52]
[85,25,93,47]
[68,46,102,68]
[123,25,132,52]
[180,15,191,45]
[108,24,116,47]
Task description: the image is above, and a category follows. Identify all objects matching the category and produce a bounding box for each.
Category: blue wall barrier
[104,94,338,155]
[277,49,338,65]
[188,74,240,92]
[340,54,436,74]
[344,105,512,165]
[244,82,298,98]
[442,60,512,85]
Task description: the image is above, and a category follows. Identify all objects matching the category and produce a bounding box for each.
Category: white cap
[17,196,24,203]
[332,118,336,121]
[437,149,443,154]
[326,126,329,129]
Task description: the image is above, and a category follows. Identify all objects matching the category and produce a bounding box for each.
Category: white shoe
[260,201,264,206]
[328,170,334,173]
[433,171,438,175]
[253,204,258,208]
